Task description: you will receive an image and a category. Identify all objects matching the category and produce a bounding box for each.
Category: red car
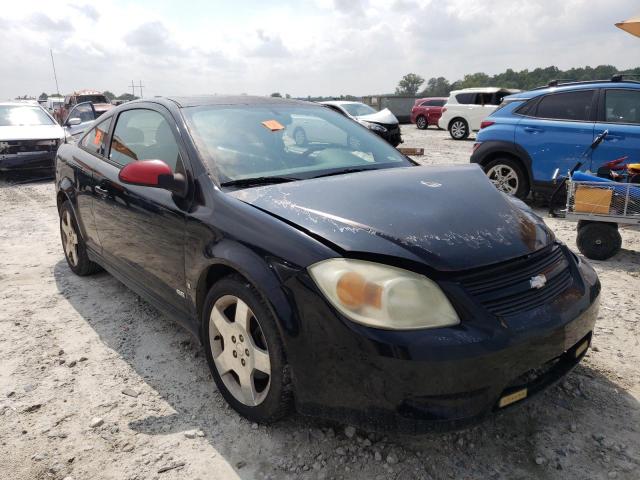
[410,97,447,129]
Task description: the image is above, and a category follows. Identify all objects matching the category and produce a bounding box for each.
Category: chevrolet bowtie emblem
[530,274,547,289]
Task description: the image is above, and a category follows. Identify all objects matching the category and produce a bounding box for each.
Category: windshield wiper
[220,176,299,188]
[312,167,379,179]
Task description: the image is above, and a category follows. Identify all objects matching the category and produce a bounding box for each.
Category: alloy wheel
[450,120,466,139]
[487,164,519,195]
[417,116,427,129]
[61,210,79,267]
[209,295,271,407]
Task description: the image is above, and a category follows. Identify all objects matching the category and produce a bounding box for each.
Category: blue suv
[470,76,640,199]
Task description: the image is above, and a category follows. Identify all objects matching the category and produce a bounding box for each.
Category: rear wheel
[576,222,621,260]
[59,201,100,276]
[483,157,529,200]
[449,118,469,140]
[202,275,293,423]
[416,116,428,130]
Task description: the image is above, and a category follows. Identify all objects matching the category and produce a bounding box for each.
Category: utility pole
[50,49,60,95]
[138,80,145,99]
[129,80,136,97]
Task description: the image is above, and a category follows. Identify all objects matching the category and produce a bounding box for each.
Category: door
[91,106,189,311]
[592,88,640,170]
[67,115,113,252]
[515,89,597,183]
[64,102,96,139]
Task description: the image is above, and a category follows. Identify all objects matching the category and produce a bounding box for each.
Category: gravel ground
[0,125,639,480]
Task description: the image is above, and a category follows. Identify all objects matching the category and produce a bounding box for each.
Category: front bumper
[374,124,402,147]
[284,255,600,432]
[0,151,56,172]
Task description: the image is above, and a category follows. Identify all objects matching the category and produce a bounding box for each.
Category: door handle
[95,186,109,197]
[523,126,543,133]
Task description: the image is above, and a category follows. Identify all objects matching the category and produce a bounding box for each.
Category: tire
[59,201,101,276]
[202,275,293,423]
[576,222,622,260]
[416,116,428,130]
[483,157,530,200]
[293,127,307,146]
[448,118,469,140]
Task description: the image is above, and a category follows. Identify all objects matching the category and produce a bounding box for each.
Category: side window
[420,101,430,107]
[81,117,112,156]
[434,100,446,107]
[455,93,476,105]
[109,109,182,171]
[605,90,640,125]
[535,90,595,121]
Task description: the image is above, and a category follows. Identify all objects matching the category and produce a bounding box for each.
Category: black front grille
[0,139,59,155]
[458,244,573,317]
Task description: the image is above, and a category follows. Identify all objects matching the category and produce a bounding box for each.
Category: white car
[0,102,65,173]
[438,88,520,140]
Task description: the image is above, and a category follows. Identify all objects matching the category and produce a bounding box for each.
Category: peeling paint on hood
[230,165,554,271]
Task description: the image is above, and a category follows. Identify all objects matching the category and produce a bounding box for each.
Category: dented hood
[355,108,398,125]
[230,165,554,271]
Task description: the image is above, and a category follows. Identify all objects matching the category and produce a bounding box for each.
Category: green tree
[420,77,451,97]
[116,93,139,101]
[38,92,48,101]
[395,73,425,96]
[103,91,116,101]
[270,92,282,97]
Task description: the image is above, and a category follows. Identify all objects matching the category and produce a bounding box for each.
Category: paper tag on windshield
[261,120,285,131]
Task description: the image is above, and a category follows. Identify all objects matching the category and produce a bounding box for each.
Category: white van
[438,88,520,140]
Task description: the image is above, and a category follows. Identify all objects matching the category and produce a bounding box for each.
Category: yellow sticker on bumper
[499,388,528,408]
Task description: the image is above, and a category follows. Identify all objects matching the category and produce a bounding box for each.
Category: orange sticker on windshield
[261,119,284,131]
[94,129,103,145]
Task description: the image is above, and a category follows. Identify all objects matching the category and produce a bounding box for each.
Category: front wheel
[202,275,293,423]
[483,157,529,200]
[449,119,469,140]
[416,116,428,130]
[576,222,621,260]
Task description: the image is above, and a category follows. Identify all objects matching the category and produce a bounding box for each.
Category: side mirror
[66,117,82,126]
[118,160,187,197]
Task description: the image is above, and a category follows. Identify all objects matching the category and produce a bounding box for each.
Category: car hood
[230,165,554,272]
[354,108,398,125]
[0,124,64,141]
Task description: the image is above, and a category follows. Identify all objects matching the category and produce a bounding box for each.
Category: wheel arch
[471,141,534,192]
[194,245,298,348]
[447,116,468,130]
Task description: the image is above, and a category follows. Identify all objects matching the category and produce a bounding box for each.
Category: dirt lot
[1,126,639,480]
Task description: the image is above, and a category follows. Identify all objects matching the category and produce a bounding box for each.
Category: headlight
[308,259,460,330]
[360,121,387,133]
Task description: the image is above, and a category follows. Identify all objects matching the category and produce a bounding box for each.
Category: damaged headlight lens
[360,121,387,133]
[308,259,460,330]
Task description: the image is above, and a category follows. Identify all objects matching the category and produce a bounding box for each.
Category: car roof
[319,100,364,106]
[450,87,519,94]
[510,80,640,100]
[0,101,43,107]
[162,95,313,108]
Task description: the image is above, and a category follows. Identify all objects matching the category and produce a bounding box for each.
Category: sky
[0,0,638,99]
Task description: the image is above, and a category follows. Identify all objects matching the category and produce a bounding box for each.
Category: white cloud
[0,0,638,99]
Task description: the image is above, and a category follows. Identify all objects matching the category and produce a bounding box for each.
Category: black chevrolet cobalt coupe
[55,96,600,430]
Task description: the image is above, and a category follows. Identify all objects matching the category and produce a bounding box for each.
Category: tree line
[395,65,640,97]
